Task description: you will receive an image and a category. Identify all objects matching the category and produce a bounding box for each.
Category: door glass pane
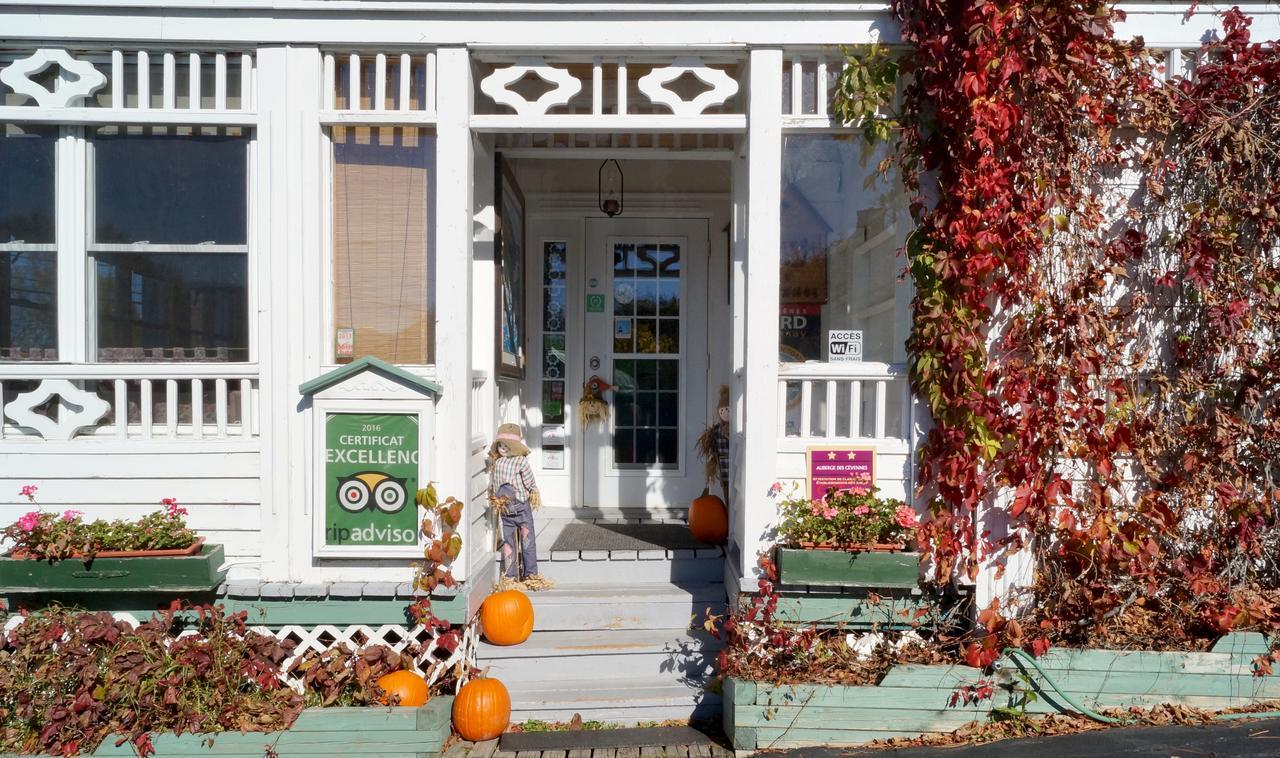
[611,241,682,470]
[0,125,55,243]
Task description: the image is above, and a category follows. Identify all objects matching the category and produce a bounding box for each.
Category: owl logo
[336,471,408,514]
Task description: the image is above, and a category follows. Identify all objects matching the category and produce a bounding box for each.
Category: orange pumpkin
[689,489,728,544]
[377,670,429,707]
[480,589,534,646]
[452,678,511,741]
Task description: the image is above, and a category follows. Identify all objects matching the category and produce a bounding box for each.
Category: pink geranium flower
[61,509,83,522]
[822,506,838,520]
[853,504,870,516]
[894,505,920,529]
[19,484,38,501]
[162,497,188,517]
[16,511,40,533]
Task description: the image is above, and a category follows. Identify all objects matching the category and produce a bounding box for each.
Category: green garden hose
[1000,647,1280,725]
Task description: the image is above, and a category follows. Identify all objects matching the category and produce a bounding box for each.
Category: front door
[581,217,710,511]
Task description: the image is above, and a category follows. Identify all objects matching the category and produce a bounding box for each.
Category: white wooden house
[1,0,1275,723]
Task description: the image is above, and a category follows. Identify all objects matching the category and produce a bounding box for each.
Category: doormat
[549,522,704,552]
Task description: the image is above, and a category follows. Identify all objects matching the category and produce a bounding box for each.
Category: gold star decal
[827,451,837,460]
[848,452,859,460]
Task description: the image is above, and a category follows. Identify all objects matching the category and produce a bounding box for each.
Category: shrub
[773,482,919,549]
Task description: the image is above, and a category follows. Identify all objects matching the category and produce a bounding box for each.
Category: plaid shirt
[716,424,730,489]
[489,454,538,502]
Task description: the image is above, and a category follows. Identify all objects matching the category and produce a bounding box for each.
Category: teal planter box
[775,547,919,588]
[0,697,453,758]
[724,633,1280,750]
[0,543,226,594]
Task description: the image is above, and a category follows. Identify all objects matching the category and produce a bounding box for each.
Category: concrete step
[479,628,722,683]
[527,582,727,631]
[538,506,690,522]
[505,677,723,724]
[534,550,725,584]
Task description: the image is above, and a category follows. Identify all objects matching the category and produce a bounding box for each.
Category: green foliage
[831,44,900,144]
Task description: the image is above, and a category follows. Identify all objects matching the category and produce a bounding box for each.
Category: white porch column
[737,48,784,585]
[434,47,475,575]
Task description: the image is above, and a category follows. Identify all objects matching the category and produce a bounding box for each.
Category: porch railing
[0,364,259,442]
[777,362,911,442]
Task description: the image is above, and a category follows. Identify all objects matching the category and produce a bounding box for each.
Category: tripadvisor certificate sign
[324,413,420,550]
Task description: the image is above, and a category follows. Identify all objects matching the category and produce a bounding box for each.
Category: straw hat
[493,423,531,457]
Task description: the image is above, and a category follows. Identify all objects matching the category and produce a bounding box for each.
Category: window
[779,134,909,365]
[0,125,58,360]
[91,126,250,362]
[331,126,436,365]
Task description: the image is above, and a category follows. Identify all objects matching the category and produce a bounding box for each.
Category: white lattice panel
[3,613,477,694]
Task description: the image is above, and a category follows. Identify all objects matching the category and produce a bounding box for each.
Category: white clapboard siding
[0,477,259,504]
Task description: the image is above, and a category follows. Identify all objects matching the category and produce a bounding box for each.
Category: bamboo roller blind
[332,126,435,365]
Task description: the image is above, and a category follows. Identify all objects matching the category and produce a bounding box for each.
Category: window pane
[0,251,57,360]
[0,125,55,243]
[95,253,248,361]
[779,135,908,364]
[94,128,248,245]
[332,126,436,364]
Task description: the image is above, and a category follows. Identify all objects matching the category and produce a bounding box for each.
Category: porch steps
[479,523,727,725]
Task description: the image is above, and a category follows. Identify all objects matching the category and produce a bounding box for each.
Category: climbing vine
[842,2,1280,655]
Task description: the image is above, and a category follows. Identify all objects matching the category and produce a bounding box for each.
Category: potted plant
[0,487,225,594]
[770,482,921,588]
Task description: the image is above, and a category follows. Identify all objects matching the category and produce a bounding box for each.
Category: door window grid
[611,242,681,469]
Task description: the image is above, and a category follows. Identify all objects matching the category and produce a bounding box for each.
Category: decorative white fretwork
[636,57,739,117]
[479,57,583,116]
[1,614,479,694]
[3,379,111,441]
[0,48,108,107]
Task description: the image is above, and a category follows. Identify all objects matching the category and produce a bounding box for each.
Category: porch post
[434,47,475,577]
[737,48,784,585]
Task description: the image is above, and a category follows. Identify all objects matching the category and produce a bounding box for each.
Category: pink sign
[807,446,875,500]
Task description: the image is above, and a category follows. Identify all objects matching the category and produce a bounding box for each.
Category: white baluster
[114,379,127,438]
[374,53,387,111]
[398,53,411,111]
[592,57,603,115]
[425,52,437,113]
[191,379,204,439]
[874,379,887,439]
[162,52,176,110]
[215,378,228,437]
[166,379,178,438]
[215,52,228,110]
[616,58,627,115]
[240,379,252,438]
[790,57,803,115]
[825,379,837,438]
[816,55,828,117]
[141,379,153,439]
[799,380,813,438]
[348,53,360,110]
[188,53,202,109]
[850,380,862,438]
[777,380,789,437]
[137,50,150,109]
[240,53,252,109]
[323,53,336,110]
[111,50,124,108]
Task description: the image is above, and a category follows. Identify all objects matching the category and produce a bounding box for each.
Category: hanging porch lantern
[598,158,624,217]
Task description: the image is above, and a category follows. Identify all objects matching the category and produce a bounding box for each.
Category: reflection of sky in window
[2,251,56,349]
[94,133,248,245]
[781,135,900,252]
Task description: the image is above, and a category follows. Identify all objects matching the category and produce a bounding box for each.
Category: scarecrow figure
[697,385,732,503]
[487,423,545,583]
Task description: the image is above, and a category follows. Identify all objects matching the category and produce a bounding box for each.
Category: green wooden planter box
[775,547,919,588]
[724,632,1280,751]
[0,697,453,758]
[0,543,226,594]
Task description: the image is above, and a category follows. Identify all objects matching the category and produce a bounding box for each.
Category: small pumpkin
[452,677,511,741]
[376,669,429,707]
[689,489,728,544]
[480,589,535,646]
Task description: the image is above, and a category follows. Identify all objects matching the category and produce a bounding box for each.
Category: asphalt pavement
[766,718,1280,757]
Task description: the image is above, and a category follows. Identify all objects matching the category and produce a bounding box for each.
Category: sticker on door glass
[614,319,633,338]
[586,293,605,313]
[615,282,635,306]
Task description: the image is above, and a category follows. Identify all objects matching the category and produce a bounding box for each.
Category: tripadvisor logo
[336,471,408,513]
[326,522,418,544]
